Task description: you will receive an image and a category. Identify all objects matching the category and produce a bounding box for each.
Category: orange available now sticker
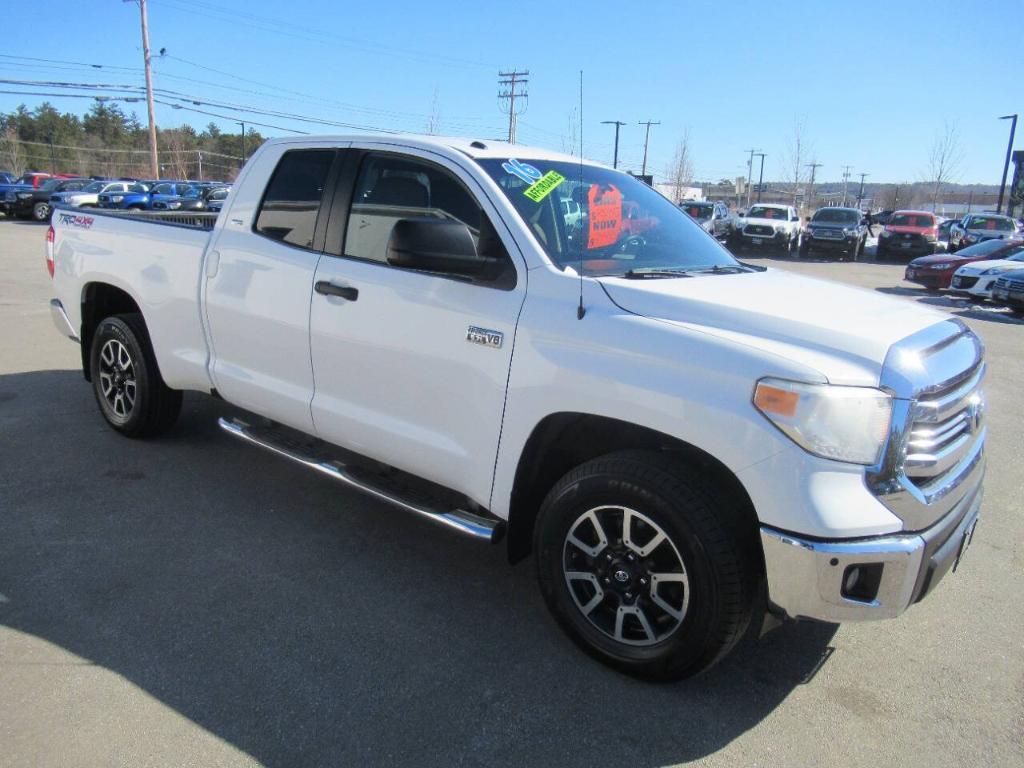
[587,184,623,249]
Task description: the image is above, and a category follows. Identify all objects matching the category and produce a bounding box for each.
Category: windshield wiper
[621,268,695,279]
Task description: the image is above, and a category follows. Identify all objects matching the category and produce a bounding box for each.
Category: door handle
[314,281,359,301]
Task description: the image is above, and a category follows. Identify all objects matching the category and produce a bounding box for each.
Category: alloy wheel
[563,505,689,647]
[98,339,137,418]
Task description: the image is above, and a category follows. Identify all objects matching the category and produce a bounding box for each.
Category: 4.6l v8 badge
[466,326,503,349]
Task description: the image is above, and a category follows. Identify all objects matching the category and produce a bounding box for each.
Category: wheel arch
[79,282,145,381]
[506,412,764,576]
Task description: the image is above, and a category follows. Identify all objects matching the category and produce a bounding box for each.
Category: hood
[955,258,1024,275]
[599,268,947,386]
[909,253,977,266]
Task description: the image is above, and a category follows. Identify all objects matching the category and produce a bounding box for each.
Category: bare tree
[161,129,191,180]
[926,123,965,212]
[666,130,694,203]
[1,128,24,176]
[425,88,441,135]
[783,116,810,209]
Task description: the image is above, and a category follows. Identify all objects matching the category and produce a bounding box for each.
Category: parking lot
[1,217,1022,767]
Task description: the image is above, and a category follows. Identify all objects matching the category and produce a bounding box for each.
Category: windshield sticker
[502,158,543,185]
[523,171,566,203]
[587,184,623,248]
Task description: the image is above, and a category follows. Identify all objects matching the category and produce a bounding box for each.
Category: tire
[876,241,887,260]
[32,201,50,221]
[89,314,182,438]
[799,240,810,257]
[852,237,864,261]
[534,450,756,681]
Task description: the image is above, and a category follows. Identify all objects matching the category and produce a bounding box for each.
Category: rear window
[684,204,713,220]
[254,149,334,250]
[967,216,1014,231]
[889,213,934,227]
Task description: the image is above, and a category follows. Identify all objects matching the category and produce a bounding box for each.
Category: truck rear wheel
[89,314,182,438]
[534,450,755,681]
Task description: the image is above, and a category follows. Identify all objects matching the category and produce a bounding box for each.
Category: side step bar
[218,417,505,543]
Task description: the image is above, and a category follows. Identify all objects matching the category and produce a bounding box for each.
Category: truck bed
[50,206,218,393]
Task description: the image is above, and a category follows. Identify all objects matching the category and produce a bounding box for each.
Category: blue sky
[2,0,1019,183]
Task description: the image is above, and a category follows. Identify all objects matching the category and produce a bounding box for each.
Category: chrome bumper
[50,299,79,343]
[761,480,982,622]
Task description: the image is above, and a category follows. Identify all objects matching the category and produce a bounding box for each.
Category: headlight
[842,227,856,235]
[929,263,952,269]
[982,266,1016,275]
[924,233,937,242]
[879,229,891,238]
[753,378,892,465]
[168,201,182,209]
[16,192,33,199]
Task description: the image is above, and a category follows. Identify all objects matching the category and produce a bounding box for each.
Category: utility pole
[745,148,761,208]
[856,172,869,208]
[754,152,766,202]
[601,120,626,169]
[130,0,160,179]
[997,114,1017,215]
[238,121,246,166]
[893,184,901,211]
[498,70,529,144]
[638,120,660,177]
[197,150,203,181]
[841,165,853,206]
[805,162,822,214]
[46,135,56,175]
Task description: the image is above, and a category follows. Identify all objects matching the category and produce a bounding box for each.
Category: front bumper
[50,299,80,343]
[991,286,1024,308]
[805,232,857,250]
[904,267,950,289]
[761,479,982,622]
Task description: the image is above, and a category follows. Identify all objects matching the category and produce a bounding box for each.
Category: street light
[997,114,1017,215]
[600,120,626,169]
[753,153,766,202]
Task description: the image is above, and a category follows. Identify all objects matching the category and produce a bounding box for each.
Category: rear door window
[254,149,335,250]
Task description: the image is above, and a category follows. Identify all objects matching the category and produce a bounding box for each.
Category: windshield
[477,158,738,276]
[82,181,105,193]
[966,216,1014,232]
[747,206,786,219]
[812,208,859,224]
[40,179,63,192]
[683,203,713,220]
[179,186,200,199]
[889,213,934,227]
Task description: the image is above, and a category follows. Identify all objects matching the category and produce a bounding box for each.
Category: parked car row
[1,174,231,221]
[903,238,1024,313]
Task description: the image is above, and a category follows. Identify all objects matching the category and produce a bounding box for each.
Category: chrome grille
[868,320,986,531]
[745,224,774,236]
[904,363,984,494]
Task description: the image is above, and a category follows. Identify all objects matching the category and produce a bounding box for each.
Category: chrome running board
[218,417,504,543]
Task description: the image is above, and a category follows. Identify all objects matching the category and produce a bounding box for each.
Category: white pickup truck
[47,135,986,680]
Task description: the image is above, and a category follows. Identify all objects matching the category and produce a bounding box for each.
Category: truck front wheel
[89,314,182,438]
[534,450,756,680]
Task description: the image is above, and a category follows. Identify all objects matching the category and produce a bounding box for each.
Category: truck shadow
[875,286,1024,325]
[0,369,838,767]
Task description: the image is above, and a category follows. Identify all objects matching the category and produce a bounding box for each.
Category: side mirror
[387,218,503,279]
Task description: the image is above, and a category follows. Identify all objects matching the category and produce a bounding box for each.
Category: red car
[876,210,938,259]
[904,239,1024,290]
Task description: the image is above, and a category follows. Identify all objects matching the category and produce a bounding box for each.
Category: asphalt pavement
[1,218,1022,767]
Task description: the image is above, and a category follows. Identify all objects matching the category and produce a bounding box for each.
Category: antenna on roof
[577,69,586,320]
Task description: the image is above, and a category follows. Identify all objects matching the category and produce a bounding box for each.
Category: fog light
[841,563,884,603]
